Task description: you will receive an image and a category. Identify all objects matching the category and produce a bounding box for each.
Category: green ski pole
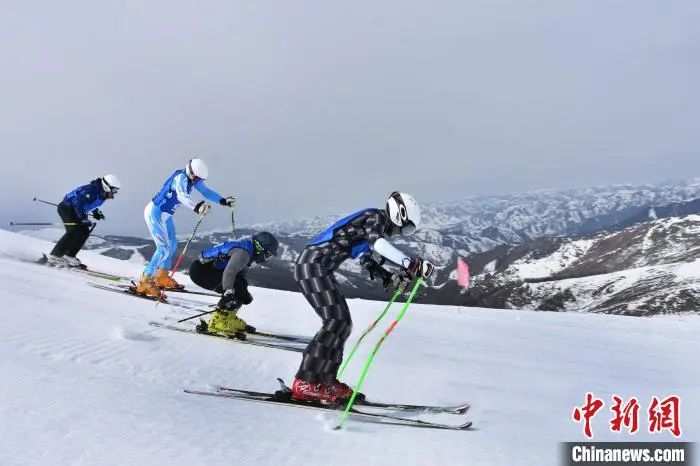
[335,278,424,430]
[337,287,402,379]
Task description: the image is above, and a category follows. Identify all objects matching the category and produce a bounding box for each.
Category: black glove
[219,196,236,207]
[406,257,435,280]
[361,255,409,291]
[91,209,105,220]
[217,289,242,311]
[194,201,211,216]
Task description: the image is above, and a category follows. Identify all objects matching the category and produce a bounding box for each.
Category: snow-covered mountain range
[14,177,700,315]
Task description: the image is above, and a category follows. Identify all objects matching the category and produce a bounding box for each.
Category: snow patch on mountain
[509,239,596,280]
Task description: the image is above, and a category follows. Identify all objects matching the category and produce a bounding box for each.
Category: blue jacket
[201,240,255,270]
[152,169,223,214]
[62,179,106,219]
[308,208,375,259]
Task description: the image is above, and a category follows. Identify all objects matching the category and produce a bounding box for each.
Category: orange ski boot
[155,269,185,290]
[133,274,164,299]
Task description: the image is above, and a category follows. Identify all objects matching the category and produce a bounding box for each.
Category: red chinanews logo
[572,393,681,439]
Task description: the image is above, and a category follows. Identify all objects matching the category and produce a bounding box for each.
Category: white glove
[194,201,212,216]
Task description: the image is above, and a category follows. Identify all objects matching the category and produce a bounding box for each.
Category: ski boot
[155,269,185,290]
[291,378,357,404]
[133,274,163,299]
[63,255,86,269]
[331,379,364,402]
[47,254,67,266]
[199,309,252,337]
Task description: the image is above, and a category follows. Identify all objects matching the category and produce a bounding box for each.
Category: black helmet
[252,232,279,262]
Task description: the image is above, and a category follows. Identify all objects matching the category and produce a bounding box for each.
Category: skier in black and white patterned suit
[291,192,435,404]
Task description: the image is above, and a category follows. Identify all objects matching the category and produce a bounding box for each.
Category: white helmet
[101,174,121,195]
[186,158,209,181]
[386,191,421,235]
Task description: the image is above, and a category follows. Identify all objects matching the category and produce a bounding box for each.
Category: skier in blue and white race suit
[134,158,235,298]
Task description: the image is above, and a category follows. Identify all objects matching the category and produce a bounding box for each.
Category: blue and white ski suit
[143,169,223,276]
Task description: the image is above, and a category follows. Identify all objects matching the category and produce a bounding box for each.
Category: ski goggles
[253,240,274,261]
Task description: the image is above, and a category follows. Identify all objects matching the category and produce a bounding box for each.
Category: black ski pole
[8,221,83,226]
[230,204,237,239]
[177,308,216,324]
[141,306,216,337]
[33,197,58,207]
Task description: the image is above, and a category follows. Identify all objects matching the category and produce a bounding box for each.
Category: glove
[194,201,212,216]
[219,196,236,207]
[406,258,435,280]
[218,289,242,311]
[387,271,411,291]
[91,209,105,220]
[360,255,383,281]
[361,255,410,292]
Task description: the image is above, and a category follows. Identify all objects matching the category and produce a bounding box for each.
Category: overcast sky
[1,0,699,236]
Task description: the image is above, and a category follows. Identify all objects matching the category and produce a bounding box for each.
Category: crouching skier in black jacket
[291,192,434,404]
[189,232,279,336]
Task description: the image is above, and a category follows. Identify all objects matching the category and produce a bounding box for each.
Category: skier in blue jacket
[134,158,235,298]
[188,232,279,336]
[48,175,122,268]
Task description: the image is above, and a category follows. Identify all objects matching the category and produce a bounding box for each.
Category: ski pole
[32,197,58,207]
[335,278,424,430]
[33,197,100,221]
[8,221,83,226]
[155,214,206,306]
[230,205,237,239]
[337,287,402,378]
[176,308,216,324]
[144,305,216,337]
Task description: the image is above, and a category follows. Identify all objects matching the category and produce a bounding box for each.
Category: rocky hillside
[462,216,700,315]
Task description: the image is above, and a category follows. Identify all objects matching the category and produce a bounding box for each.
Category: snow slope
[0,230,697,466]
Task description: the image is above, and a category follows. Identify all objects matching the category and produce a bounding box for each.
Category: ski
[162,313,312,344]
[183,388,472,431]
[36,254,127,282]
[148,322,305,353]
[216,378,469,415]
[82,269,128,282]
[87,282,169,303]
[165,288,219,298]
[249,331,311,344]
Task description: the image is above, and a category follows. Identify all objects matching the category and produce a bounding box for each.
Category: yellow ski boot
[198,310,251,337]
[155,269,184,290]
[133,274,163,299]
